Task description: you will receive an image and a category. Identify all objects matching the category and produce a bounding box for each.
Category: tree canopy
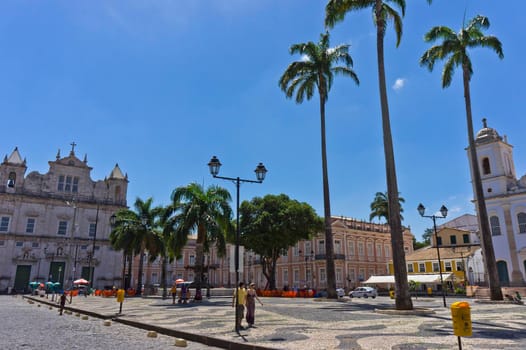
[239,194,323,290]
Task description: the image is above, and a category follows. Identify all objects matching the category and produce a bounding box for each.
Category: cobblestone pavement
[18,293,526,350]
[0,295,219,350]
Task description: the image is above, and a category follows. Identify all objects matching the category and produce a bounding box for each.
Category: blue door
[497,261,510,286]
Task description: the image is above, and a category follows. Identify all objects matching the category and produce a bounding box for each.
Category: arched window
[7,172,16,188]
[115,186,121,200]
[517,212,526,234]
[482,157,491,175]
[490,216,501,236]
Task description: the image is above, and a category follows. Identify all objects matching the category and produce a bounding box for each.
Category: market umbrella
[39,283,45,288]
[29,281,39,288]
[73,278,89,285]
[175,278,184,284]
[46,281,54,288]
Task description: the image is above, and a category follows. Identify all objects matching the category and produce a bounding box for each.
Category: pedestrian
[171,283,177,304]
[245,282,263,328]
[232,282,247,330]
[59,293,67,315]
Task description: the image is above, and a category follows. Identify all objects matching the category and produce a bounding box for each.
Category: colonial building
[0,145,128,292]
[467,119,526,286]
[133,216,414,293]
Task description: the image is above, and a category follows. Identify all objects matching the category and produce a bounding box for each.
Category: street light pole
[208,156,267,333]
[417,203,448,307]
[88,204,99,292]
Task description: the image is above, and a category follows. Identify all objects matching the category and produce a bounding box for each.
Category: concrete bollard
[37,304,41,307]
[75,313,80,317]
[147,331,158,338]
[104,320,111,326]
[81,315,89,320]
[174,338,188,347]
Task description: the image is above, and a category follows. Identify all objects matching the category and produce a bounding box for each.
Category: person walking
[232,282,247,330]
[245,282,263,328]
[59,293,67,315]
[171,283,177,305]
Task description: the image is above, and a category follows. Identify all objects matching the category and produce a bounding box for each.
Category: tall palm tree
[109,209,139,290]
[279,32,359,299]
[109,197,158,297]
[420,15,504,300]
[369,191,405,222]
[325,0,431,310]
[168,183,232,298]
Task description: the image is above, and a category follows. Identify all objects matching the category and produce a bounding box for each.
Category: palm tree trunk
[195,224,205,299]
[463,66,503,300]
[136,248,145,297]
[161,255,168,300]
[375,0,412,310]
[126,253,132,290]
[319,85,336,299]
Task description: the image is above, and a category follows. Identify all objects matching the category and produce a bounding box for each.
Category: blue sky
[1,1,524,240]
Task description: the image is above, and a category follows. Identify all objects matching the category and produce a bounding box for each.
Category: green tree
[279,32,359,299]
[422,228,434,245]
[325,0,432,310]
[109,197,158,296]
[239,194,323,290]
[169,183,232,298]
[369,191,405,222]
[420,15,504,301]
[109,209,139,290]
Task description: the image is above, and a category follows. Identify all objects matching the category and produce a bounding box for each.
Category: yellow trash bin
[450,301,472,337]
[389,290,395,299]
[427,287,432,296]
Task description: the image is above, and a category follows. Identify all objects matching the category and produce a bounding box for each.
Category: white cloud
[392,78,406,91]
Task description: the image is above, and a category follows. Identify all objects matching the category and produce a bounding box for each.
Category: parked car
[336,288,345,298]
[349,287,377,298]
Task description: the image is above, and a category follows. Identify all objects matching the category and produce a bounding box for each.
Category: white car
[349,287,377,298]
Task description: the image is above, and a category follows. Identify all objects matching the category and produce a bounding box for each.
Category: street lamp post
[88,205,99,292]
[208,155,267,333]
[417,203,448,307]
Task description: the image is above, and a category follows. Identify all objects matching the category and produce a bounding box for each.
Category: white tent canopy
[363,274,453,285]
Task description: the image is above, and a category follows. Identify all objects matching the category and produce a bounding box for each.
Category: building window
[57,221,68,235]
[0,240,4,246]
[358,242,364,256]
[26,218,36,233]
[490,216,501,236]
[376,244,382,257]
[334,240,341,254]
[358,269,365,281]
[80,245,88,250]
[348,241,354,256]
[456,261,464,271]
[58,175,79,192]
[336,268,342,282]
[318,240,325,255]
[419,263,425,272]
[319,269,325,282]
[463,234,470,244]
[517,212,526,234]
[283,269,288,285]
[482,157,491,175]
[436,237,442,246]
[0,217,10,232]
[384,245,390,258]
[445,262,452,272]
[407,264,414,273]
[293,269,299,284]
[433,262,439,272]
[189,255,195,265]
[32,242,39,248]
[450,235,457,245]
[89,223,96,237]
[367,242,373,256]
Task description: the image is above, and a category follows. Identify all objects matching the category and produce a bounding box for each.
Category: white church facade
[468,119,526,286]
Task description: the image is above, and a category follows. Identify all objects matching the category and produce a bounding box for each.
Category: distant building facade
[133,216,415,292]
[0,145,128,292]
[467,119,526,286]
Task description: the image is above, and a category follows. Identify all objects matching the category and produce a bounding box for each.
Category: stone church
[0,144,128,292]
